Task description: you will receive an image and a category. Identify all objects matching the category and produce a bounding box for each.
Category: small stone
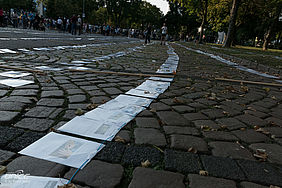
[0,111,20,125]
[134,128,166,147]
[64,160,124,188]
[129,167,185,188]
[170,135,208,152]
[188,174,237,188]
[232,130,271,144]
[249,143,282,164]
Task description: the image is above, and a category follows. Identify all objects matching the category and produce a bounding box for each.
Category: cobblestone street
[0,28,282,188]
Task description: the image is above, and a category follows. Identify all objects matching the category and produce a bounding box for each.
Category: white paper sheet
[19,132,104,169]
[0,175,68,188]
[0,71,31,78]
[35,66,62,71]
[99,94,153,110]
[58,116,126,141]
[68,67,91,70]
[0,79,34,87]
[0,49,17,53]
[149,77,174,82]
[135,80,170,94]
[126,88,161,99]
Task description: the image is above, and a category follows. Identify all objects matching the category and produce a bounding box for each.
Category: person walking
[145,24,152,44]
[77,15,82,35]
[0,8,3,27]
[160,23,167,45]
[71,14,77,35]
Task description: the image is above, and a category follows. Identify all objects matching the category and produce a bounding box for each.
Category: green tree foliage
[0,0,35,10]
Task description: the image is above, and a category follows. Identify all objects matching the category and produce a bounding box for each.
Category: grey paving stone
[0,111,20,125]
[265,116,282,126]
[0,149,15,165]
[41,90,64,98]
[193,120,220,129]
[64,160,123,188]
[200,155,245,180]
[172,105,195,113]
[196,98,217,106]
[25,106,56,118]
[0,126,24,147]
[115,130,131,143]
[188,102,207,110]
[237,160,282,186]
[5,132,45,152]
[203,131,239,141]
[235,114,268,127]
[183,112,208,121]
[137,110,153,117]
[232,130,271,144]
[201,109,225,119]
[247,104,270,114]
[249,143,282,165]
[90,96,111,104]
[150,102,171,111]
[37,98,64,107]
[163,126,200,136]
[216,118,247,130]
[95,142,126,163]
[157,111,190,126]
[87,90,106,97]
[220,101,245,111]
[63,110,77,120]
[7,156,67,177]
[0,102,27,111]
[209,142,254,160]
[129,167,185,188]
[170,135,208,152]
[135,117,160,128]
[0,90,8,97]
[122,145,162,166]
[80,85,99,91]
[14,118,54,132]
[263,127,282,137]
[240,181,268,188]
[102,87,123,95]
[11,89,38,96]
[188,174,237,188]
[134,128,167,146]
[244,110,269,119]
[66,89,84,95]
[164,149,201,174]
[0,96,34,104]
[68,95,86,103]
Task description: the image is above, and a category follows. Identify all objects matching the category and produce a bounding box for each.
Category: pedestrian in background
[145,24,152,44]
[0,8,3,27]
[71,14,77,35]
[160,23,167,45]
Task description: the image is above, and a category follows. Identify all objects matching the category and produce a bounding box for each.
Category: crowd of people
[0,8,168,44]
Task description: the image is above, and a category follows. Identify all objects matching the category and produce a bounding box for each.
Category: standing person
[77,15,82,35]
[0,8,3,27]
[145,24,152,44]
[57,17,62,32]
[160,23,167,45]
[71,14,77,35]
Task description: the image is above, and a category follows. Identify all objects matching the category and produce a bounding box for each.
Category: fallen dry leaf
[255,128,270,135]
[173,97,184,104]
[75,108,84,116]
[199,170,208,176]
[201,125,211,131]
[0,165,7,176]
[57,184,77,188]
[188,147,197,154]
[263,87,271,92]
[270,185,280,188]
[150,108,157,113]
[141,160,151,168]
[87,103,98,110]
[114,136,126,143]
[254,149,268,161]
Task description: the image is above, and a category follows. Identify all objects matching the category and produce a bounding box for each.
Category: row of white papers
[0,175,68,188]
[18,45,178,170]
[156,46,179,74]
[0,49,17,54]
[0,71,34,87]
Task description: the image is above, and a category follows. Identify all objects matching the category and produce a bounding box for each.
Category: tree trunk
[199,0,208,43]
[223,0,241,48]
[262,7,281,51]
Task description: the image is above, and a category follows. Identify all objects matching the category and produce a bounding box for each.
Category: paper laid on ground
[58,115,129,141]
[35,66,62,71]
[0,79,34,87]
[126,88,161,99]
[0,49,17,53]
[0,175,68,188]
[99,94,153,110]
[149,77,174,82]
[136,80,170,94]
[19,132,104,169]
[0,71,31,78]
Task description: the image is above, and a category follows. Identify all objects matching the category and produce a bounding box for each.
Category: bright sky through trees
[145,0,169,14]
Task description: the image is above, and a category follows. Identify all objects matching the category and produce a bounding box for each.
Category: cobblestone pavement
[0,28,282,188]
